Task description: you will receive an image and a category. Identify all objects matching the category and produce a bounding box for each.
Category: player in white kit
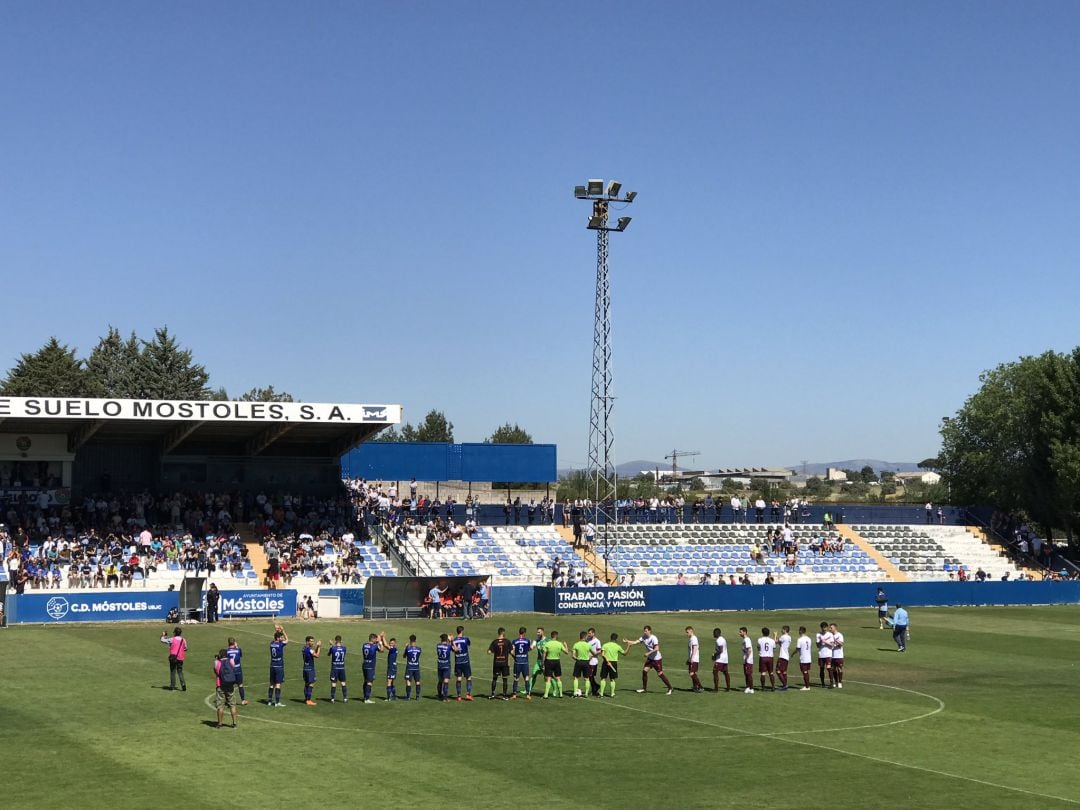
[685,626,704,692]
[757,628,776,691]
[738,627,754,694]
[829,622,845,689]
[796,626,813,690]
[816,621,834,688]
[712,628,730,692]
[774,625,792,691]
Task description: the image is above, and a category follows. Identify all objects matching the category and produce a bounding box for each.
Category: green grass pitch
[2,605,1079,808]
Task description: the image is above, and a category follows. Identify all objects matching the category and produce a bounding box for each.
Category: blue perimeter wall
[10,582,1077,623]
[499,581,1080,615]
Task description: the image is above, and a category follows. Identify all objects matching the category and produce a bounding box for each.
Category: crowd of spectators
[564,495,815,526]
[0,486,375,594]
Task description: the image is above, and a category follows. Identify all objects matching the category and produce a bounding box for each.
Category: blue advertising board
[218,589,296,617]
[553,586,652,614]
[535,580,1080,615]
[341,442,557,483]
[13,591,178,623]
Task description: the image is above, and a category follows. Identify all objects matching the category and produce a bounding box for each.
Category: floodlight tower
[574,179,636,584]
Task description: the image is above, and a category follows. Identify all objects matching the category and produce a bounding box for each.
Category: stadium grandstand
[0,396,402,611]
[382,518,1030,588]
[0,395,1053,621]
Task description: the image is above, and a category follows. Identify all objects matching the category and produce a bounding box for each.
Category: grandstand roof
[0,396,402,458]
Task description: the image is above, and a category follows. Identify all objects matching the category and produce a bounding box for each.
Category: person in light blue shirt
[891,605,909,652]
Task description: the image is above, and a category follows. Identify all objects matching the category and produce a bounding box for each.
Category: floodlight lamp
[574,185,588,198]
[607,180,621,198]
[617,216,632,231]
[587,179,605,196]
[588,215,605,229]
[625,190,637,203]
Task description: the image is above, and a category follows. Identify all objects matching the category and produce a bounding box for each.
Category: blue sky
[2,2,1079,469]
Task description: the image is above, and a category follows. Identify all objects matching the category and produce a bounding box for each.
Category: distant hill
[792,459,922,476]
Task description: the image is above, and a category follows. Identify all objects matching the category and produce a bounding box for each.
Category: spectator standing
[892,604,909,652]
[205,583,220,623]
[161,627,187,691]
[461,580,476,620]
[875,587,888,630]
[428,584,446,619]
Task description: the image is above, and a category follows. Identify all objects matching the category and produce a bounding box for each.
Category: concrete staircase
[838,524,910,582]
[555,526,619,585]
[235,523,269,588]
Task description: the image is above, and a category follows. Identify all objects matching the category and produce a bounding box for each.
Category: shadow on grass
[876,647,901,652]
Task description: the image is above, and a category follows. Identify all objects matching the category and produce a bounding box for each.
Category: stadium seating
[599,523,883,585]
[402,525,578,584]
[849,525,1025,581]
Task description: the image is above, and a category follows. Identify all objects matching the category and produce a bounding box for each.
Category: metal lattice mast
[575,179,635,585]
[588,219,617,576]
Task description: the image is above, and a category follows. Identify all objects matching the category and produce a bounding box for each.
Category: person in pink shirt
[160,627,187,691]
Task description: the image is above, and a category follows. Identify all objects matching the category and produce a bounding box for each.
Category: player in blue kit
[510,626,533,700]
[385,637,400,701]
[435,633,453,702]
[452,625,473,701]
[328,635,348,703]
[267,625,288,707]
[403,634,422,701]
[226,637,248,705]
[302,636,321,705]
[361,632,387,704]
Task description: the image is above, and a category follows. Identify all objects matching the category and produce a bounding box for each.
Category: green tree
[0,337,95,397]
[804,475,829,497]
[688,476,705,492]
[939,348,1080,544]
[372,426,401,442]
[485,422,533,444]
[413,409,453,443]
[918,457,940,470]
[86,327,144,398]
[859,465,876,483]
[556,469,590,501]
[240,385,295,402]
[720,478,742,494]
[847,481,871,497]
[139,327,210,400]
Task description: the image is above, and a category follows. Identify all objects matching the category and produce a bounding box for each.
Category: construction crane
[664,449,701,480]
